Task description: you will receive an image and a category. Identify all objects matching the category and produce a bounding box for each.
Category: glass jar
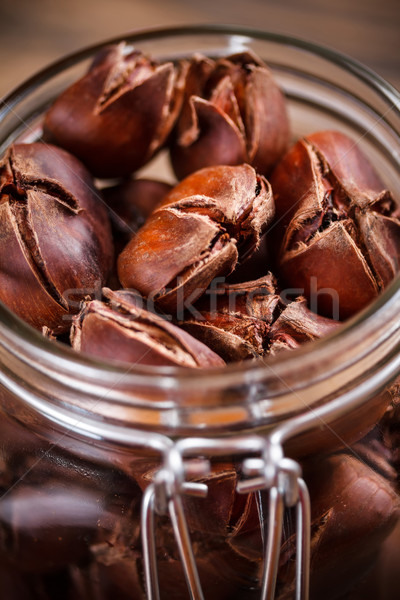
[0,25,399,600]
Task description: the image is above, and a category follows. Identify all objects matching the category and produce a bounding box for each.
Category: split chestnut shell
[117,164,275,314]
[170,51,290,180]
[43,44,186,178]
[271,130,400,319]
[0,143,113,333]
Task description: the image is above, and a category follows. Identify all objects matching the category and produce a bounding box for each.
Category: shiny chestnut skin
[71,288,225,368]
[170,51,290,180]
[270,130,400,320]
[43,44,186,178]
[117,164,274,313]
[0,143,113,333]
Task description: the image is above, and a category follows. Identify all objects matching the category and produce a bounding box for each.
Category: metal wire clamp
[141,434,311,600]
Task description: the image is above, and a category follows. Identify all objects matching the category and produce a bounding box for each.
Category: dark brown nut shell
[43,44,186,178]
[158,163,274,254]
[270,130,400,320]
[201,274,279,320]
[277,452,400,600]
[118,206,238,313]
[0,143,113,333]
[170,51,290,179]
[180,275,280,362]
[102,177,172,239]
[181,312,270,362]
[117,164,274,313]
[71,288,225,368]
[269,297,341,354]
[180,277,340,361]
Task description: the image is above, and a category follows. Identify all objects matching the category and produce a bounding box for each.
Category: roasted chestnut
[278,449,400,600]
[170,51,289,179]
[43,44,186,178]
[71,288,225,368]
[270,130,400,319]
[117,164,274,313]
[180,276,340,361]
[0,143,113,333]
[179,275,279,361]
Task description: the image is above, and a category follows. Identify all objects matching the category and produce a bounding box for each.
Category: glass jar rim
[0,25,399,435]
[1,275,399,388]
[2,23,400,120]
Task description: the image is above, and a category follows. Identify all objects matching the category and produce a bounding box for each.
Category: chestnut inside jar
[0,25,399,600]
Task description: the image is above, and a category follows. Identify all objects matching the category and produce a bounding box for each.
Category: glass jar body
[1,381,400,600]
[0,26,400,600]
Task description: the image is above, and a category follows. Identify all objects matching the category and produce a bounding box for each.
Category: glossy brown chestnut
[0,143,113,333]
[71,288,225,368]
[117,164,274,313]
[43,44,186,178]
[170,51,290,179]
[270,130,400,320]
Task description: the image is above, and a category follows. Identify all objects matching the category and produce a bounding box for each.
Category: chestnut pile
[1,43,399,367]
[0,41,400,600]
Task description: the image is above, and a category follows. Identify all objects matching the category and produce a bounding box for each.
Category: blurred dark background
[0,0,399,97]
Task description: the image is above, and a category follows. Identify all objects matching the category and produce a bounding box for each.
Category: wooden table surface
[0,0,399,97]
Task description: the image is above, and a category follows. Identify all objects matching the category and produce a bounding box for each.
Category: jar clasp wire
[141,435,311,600]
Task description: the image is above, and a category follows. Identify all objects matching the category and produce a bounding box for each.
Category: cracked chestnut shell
[170,51,290,180]
[43,44,186,178]
[71,288,225,368]
[271,130,400,319]
[268,297,340,354]
[180,275,280,361]
[0,143,113,333]
[117,164,274,313]
[180,279,340,361]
